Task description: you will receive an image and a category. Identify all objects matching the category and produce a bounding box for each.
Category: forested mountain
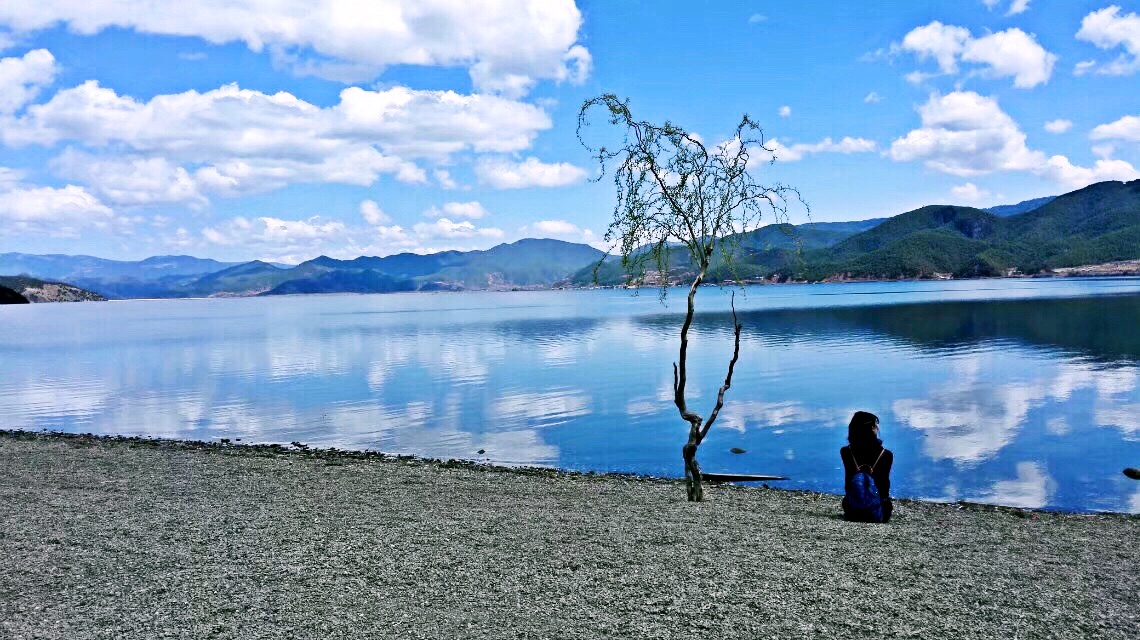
[577,180,1140,285]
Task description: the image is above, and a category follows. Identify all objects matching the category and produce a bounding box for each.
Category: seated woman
[841,410,894,522]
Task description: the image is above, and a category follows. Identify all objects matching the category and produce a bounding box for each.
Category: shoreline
[3,428,1132,517]
[2,429,1137,638]
[6,267,1140,304]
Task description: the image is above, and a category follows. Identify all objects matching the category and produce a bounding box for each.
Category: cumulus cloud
[1040,156,1140,190]
[433,169,457,190]
[962,29,1056,88]
[0,179,113,235]
[0,1,590,95]
[951,182,991,202]
[359,199,390,225]
[1007,0,1031,16]
[2,80,552,203]
[474,156,587,189]
[778,105,791,117]
[1090,114,1140,142]
[864,91,884,104]
[517,219,605,249]
[890,91,1140,188]
[1044,119,1073,134]
[199,215,348,262]
[203,215,346,246]
[0,48,57,113]
[50,148,204,206]
[901,21,971,74]
[1076,6,1140,76]
[423,201,489,220]
[770,136,878,162]
[899,23,1056,88]
[412,217,503,240]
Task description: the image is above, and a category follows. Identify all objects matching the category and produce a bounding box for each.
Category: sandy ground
[1,430,1137,639]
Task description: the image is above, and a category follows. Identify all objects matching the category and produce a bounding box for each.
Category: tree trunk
[675,268,743,502]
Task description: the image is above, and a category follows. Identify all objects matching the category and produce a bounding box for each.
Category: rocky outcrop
[0,285,29,304]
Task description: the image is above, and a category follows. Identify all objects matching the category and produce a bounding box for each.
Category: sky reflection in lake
[2,278,1139,512]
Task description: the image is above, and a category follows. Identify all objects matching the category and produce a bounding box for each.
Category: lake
[2,278,1139,513]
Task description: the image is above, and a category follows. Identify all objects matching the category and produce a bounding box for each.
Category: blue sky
[1,1,1138,263]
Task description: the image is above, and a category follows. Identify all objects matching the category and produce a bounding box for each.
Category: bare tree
[578,94,804,501]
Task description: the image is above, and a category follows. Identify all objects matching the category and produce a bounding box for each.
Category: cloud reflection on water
[976,462,1056,510]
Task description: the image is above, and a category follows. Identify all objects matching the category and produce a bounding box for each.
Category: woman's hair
[847,410,882,449]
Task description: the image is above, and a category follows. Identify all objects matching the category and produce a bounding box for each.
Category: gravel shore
[1,430,1137,639]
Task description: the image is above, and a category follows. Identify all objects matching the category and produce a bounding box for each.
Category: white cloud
[1076,6,1140,76]
[1092,143,1117,159]
[748,14,767,24]
[770,136,878,162]
[516,219,605,249]
[0,166,24,187]
[888,91,1044,176]
[3,80,552,202]
[901,21,970,74]
[1044,119,1073,134]
[531,220,579,235]
[0,1,589,96]
[0,182,112,234]
[359,199,390,225]
[890,91,1140,188]
[412,217,503,240]
[864,91,884,104]
[1007,0,1031,17]
[474,156,587,189]
[981,0,1031,15]
[961,29,1056,88]
[1091,114,1140,142]
[778,105,791,117]
[423,201,489,220]
[1039,155,1140,190]
[50,148,204,206]
[898,23,1056,88]
[200,215,347,262]
[951,182,991,202]
[1073,59,1098,76]
[0,48,56,113]
[433,169,457,190]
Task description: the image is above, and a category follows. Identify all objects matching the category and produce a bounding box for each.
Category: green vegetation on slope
[578,179,1140,285]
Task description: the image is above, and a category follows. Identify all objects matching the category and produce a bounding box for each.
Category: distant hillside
[0,276,105,302]
[986,195,1056,217]
[572,217,885,286]
[260,238,604,295]
[0,253,249,299]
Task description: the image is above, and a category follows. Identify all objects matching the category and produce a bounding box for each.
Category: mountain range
[0,239,606,299]
[3,180,1139,300]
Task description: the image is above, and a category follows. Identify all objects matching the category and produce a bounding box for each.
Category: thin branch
[698,292,742,443]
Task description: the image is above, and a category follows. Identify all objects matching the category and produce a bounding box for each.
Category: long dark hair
[847,410,882,451]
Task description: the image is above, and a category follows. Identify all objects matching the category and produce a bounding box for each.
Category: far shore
[1,429,1136,639]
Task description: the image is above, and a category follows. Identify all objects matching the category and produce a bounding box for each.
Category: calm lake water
[3,278,1140,513]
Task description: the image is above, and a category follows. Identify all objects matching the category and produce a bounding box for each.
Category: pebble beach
[1,430,1137,639]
